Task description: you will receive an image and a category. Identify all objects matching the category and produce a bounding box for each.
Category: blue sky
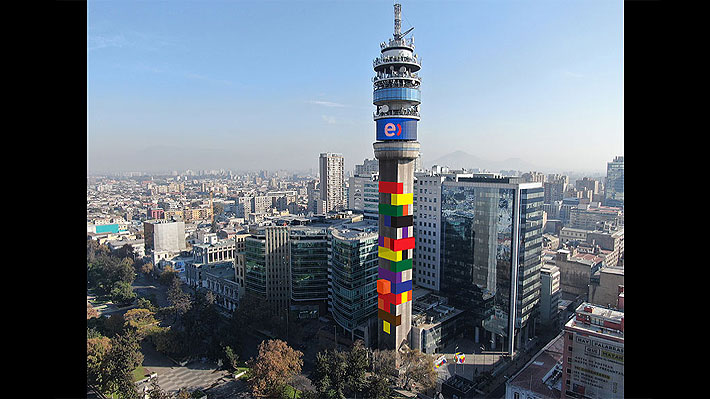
[88,0,623,174]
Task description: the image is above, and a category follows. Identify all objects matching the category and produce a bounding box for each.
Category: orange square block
[377,279,391,295]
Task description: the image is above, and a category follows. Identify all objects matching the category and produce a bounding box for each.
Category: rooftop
[205,263,236,281]
[566,302,624,340]
[507,333,564,398]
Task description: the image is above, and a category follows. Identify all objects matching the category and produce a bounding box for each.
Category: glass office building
[440,176,543,353]
[328,222,379,335]
[290,226,329,318]
[605,156,624,207]
[244,226,291,319]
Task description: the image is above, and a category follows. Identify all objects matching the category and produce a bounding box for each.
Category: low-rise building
[106,238,145,258]
[193,238,237,264]
[560,227,588,244]
[505,333,564,399]
[551,249,604,298]
[588,267,624,310]
[409,291,465,354]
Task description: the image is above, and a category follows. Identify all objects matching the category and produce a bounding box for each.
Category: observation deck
[373,54,421,73]
[373,71,421,86]
[373,109,420,121]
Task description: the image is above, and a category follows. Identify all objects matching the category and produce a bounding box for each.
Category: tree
[345,340,369,395]
[312,349,348,399]
[123,308,160,340]
[104,313,127,337]
[247,339,303,398]
[87,301,99,320]
[146,379,171,399]
[181,290,220,359]
[152,327,187,358]
[87,240,110,263]
[159,265,179,286]
[363,374,392,399]
[310,341,370,399]
[111,281,137,306]
[136,296,158,313]
[88,254,136,297]
[116,244,135,260]
[87,336,111,388]
[167,278,192,322]
[140,261,154,276]
[398,347,436,391]
[371,349,397,380]
[223,345,239,372]
[98,331,143,398]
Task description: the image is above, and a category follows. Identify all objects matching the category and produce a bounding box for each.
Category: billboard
[376,118,417,141]
[569,334,624,399]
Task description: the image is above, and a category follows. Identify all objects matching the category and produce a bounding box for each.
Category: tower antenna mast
[394,3,414,40]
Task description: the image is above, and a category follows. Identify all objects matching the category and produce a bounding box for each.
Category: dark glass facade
[290,227,329,302]
[440,180,543,352]
[244,236,267,297]
[329,229,379,331]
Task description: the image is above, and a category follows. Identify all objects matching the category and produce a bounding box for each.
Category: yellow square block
[379,246,403,262]
[383,320,390,334]
[390,192,413,206]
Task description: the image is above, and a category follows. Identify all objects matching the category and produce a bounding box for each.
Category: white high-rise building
[413,172,445,291]
[348,173,379,221]
[319,153,345,213]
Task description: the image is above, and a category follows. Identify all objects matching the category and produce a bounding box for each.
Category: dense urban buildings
[374,3,420,351]
[87,3,625,398]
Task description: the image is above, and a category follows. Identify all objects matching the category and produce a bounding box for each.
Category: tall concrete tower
[374,3,420,351]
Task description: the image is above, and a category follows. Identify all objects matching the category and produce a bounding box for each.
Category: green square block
[389,258,412,272]
[379,203,405,217]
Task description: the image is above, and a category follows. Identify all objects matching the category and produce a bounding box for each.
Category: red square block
[379,181,404,194]
[392,237,415,251]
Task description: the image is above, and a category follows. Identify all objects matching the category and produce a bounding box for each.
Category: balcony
[373,54,421,71]
[381,37,415,51]
[373,107,420,120]
[373,72,421,87]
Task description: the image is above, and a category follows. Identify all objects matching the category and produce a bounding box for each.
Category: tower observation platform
[374,3,420,352]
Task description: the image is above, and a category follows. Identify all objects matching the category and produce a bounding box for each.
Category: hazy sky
[88,0,623,175]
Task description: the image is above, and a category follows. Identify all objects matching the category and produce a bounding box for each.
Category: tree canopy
[247,339,303,398]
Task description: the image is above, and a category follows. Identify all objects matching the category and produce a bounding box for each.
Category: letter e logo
[384,123,396,137]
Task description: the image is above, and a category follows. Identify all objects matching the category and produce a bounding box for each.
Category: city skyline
[88,0,623,175]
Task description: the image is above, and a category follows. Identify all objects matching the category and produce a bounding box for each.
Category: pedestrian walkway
[138,341,231,395]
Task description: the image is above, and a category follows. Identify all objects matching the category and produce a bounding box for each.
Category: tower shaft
[373,3,420,352]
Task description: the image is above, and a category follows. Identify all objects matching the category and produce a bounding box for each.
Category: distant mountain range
[428,151,539,173]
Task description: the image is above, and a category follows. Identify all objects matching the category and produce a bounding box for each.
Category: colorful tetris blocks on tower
[377,180,414,334]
